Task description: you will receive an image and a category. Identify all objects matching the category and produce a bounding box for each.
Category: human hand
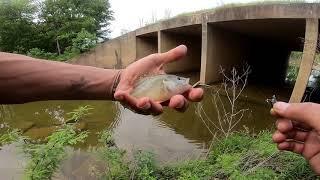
[114,45,204,115]
[272,102,320,174]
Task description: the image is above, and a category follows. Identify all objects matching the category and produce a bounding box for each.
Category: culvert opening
[160,25,202,84]
[136,32,158,59]
[207,18,306,101]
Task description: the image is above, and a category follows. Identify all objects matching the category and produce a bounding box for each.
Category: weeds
[132,150,157,180]
[65,105,93,124]
[24,125,88,180]
[0,101,316,179]
[92,130,130,179]
[0,128,315,179]
[0,106,91,180]
[0,129,22,147]
[93,130,315,179]
[0,105,14,120]
[196,65,251,138]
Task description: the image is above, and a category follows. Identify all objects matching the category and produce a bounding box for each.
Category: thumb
[159,45,187,64]
[273,102,320,130]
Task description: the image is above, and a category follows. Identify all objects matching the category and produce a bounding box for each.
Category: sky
[109,0,253,38]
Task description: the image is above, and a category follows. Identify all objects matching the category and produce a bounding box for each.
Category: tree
[40,0,113,53]
[71,28,97,53]
[0,0,38,53]
[0,0,113,57]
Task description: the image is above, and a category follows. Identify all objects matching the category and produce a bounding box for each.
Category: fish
[131,74,191,102]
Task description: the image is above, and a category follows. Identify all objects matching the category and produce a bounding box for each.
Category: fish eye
[177,77,181,80]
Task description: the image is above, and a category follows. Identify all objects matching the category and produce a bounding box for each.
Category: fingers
[168,95,189,112]
[114,91,138,108]
[273,102,320,130]
[115,92,163,115]
[185,88,204,102]
[276,118,311,133]
[148,100,163,115]
[277,141,304,154]
[115,87,200,114]
[273,130,308,143]
[157,45,187,64]
[276,118,293,133]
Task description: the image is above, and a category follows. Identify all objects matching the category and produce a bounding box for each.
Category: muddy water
[0,83,292,179]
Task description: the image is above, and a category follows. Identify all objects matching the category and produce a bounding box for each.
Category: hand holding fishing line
[271,102,320,174]
[114,45,204,115]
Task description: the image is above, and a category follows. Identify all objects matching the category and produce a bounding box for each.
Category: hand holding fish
[271,102,320,174]
[114,45,204,115]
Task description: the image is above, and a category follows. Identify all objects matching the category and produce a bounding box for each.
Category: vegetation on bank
[0,0,113,61]
[0,127,316,179]
[177,0,319,17]
[0,104,316,179]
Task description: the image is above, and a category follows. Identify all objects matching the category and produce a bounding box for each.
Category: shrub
[24,125,88,180]
[27,48,58,60]
[72,29,97,53]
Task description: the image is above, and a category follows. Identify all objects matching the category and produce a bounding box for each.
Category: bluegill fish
[131,74,191,102]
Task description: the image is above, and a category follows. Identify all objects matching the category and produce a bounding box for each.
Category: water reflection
[1,85,292,155]
[113,104,204,164]
[0,84,293,178]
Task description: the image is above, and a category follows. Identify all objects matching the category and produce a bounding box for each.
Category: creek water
[0,82,293,179]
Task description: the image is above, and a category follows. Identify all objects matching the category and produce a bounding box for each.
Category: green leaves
[66,105,93,124]
[72,29,97,53]
[0,0,113,58]
[39,0,112,53]
[0,129,22,146]
[24,125,88,180]
[0,0,38,53]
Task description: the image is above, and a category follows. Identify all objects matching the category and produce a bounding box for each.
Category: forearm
[0,52,120,104]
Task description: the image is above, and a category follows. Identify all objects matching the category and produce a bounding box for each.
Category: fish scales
[131,74,190,102]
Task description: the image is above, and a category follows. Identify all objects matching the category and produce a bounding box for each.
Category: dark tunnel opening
[206,19,306,101]
[212,18,306,86]
[136,32,159,59]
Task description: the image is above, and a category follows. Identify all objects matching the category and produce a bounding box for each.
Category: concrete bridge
[72,3,320,103]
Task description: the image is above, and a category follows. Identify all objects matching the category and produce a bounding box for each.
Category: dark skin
[272,102,320,174]
[0,45,203,115]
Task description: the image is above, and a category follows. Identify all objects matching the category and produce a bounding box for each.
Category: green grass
[0,128,316,179]
[0,104,317,179]
[176,0,314,17]
[153,131,316,179]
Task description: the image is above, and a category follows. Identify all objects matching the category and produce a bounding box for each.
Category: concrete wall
[119,32,137,67]
[136,33,158,59]
[71,3,320,102]
[201,24,250,84]
[71,32,136,69]
[70,38,120,69]
[159,29,201,74]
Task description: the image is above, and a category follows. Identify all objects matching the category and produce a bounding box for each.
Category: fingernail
[273,102,290,112]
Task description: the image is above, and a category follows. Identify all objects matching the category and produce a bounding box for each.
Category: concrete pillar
[119,31,137,67]
[159,30,201,74]
[290,18,319,103]
[201,24,250,84]
[200,23,209,83]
